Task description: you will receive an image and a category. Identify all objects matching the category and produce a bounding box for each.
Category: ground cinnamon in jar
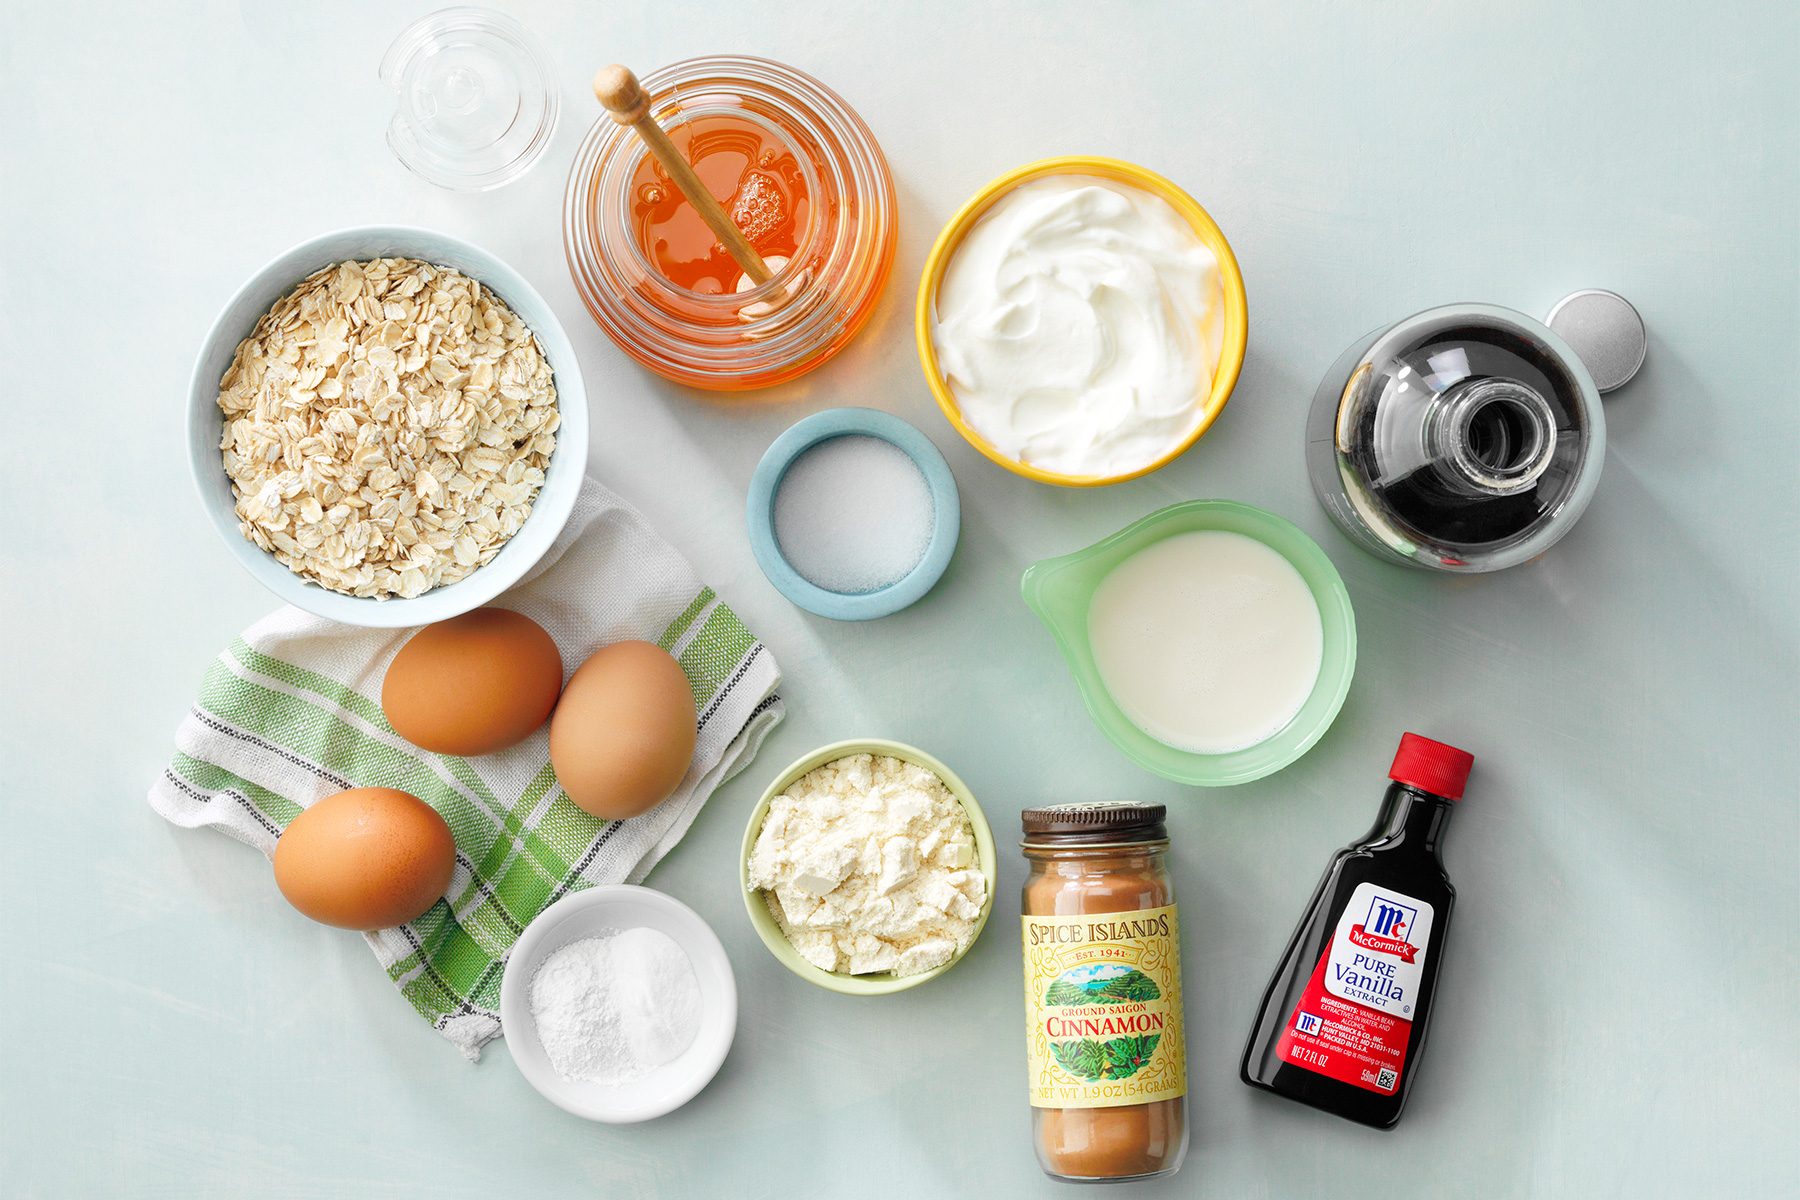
[1020,804,1188,1182]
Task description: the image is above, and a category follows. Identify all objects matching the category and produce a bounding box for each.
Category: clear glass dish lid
[380,7,559,191]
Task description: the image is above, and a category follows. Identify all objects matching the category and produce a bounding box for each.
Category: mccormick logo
[1347,894,1419,962]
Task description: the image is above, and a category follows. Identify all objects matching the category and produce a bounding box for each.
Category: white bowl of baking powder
[500,885,737,1123]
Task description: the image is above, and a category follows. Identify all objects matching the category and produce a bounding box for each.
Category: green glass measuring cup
[1021,500,1357,786]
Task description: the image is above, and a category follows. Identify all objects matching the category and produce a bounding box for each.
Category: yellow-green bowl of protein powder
[739,738,997,995]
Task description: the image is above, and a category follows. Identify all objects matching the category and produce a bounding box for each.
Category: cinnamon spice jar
[1020,804,1188,1182]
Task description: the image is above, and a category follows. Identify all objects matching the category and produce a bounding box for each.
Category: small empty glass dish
[1022,500,1357,786]
[380,7,560,191]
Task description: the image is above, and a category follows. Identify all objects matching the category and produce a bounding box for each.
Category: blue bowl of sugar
[747,408,961,621]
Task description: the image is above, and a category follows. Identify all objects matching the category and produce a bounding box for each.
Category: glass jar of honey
[1021,804,1188,1183]
[563,56,897,390]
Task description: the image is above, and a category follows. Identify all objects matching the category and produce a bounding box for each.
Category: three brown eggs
[273,609,697,930]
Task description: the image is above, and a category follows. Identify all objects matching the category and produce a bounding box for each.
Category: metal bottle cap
[1546,289,1646,393]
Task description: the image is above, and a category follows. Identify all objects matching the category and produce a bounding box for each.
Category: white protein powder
[527,926,702,1084]
[746,754,988,976]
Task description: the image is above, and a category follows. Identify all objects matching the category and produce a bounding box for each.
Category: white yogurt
[931,176,1225,478]
[1087,531,1323,754]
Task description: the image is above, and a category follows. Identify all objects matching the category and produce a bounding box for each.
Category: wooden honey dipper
[593,64,775,288]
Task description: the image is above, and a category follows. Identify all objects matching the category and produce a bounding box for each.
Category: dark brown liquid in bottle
[1351,325,1585,554]
[1240,783,1456,1128]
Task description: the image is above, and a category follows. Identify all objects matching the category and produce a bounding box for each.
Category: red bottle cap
[1389,732,1475,800]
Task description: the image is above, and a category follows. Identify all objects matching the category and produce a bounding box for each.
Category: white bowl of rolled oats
[187,227,588,627]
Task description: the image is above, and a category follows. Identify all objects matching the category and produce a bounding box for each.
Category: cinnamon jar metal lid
[1020,802,1167,845]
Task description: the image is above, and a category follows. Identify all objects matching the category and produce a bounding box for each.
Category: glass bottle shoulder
[1327,841,1455,906]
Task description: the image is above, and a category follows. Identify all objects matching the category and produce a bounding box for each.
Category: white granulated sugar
[773,436,934,594]
[747,754,987,977]
[527,927,702,1084]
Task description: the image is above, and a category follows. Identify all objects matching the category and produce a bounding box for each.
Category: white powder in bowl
[527,927,702,1084]
[746,753,988,977]
[773,436,934,594]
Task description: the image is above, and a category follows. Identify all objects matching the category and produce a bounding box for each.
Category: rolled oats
[217,258,557,599]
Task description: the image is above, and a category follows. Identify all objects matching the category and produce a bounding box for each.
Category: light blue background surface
[3,2,1796,1196]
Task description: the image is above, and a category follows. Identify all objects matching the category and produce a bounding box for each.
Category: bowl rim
[186,223,589,628]
[914,155,1249,488]
[497,884,737,1123]
[744,408,962,621]
[738,737,997,995]
[1021,500,1358,785]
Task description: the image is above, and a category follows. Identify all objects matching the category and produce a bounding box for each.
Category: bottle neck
[1360,783,1454,858]
[1426,376,1558,497]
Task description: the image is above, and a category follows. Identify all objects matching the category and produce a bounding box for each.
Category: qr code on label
[1376,1068,1398,1090]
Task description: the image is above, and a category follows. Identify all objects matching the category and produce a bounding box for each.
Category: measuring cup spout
[1020,552,1091,638]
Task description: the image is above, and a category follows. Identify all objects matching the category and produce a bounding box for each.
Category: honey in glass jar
[1020,803,1188,1182]
[564,56,896,391]
[626,110,811,295]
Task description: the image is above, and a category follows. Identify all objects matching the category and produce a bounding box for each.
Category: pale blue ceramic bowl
[185,226,588,628]
[746,408,960,620]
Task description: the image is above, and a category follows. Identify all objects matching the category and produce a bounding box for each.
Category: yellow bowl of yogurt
[916,156,1248,487]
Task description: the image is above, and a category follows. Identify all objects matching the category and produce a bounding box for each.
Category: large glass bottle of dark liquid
[1306,304,1606,573]
[1240,733,1474,1128]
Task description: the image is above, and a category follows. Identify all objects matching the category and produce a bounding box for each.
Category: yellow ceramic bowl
[915,156,1249,487]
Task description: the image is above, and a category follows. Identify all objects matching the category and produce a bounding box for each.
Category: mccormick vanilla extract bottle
[1240,733,1474,1128]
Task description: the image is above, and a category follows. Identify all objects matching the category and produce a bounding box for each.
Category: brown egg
[382,608,562,756]
[549,640,697,819]
[273,787,456,930]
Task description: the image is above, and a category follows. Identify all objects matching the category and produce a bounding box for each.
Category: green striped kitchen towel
[148,478,783,1058]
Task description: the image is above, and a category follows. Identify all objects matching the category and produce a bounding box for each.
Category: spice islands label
[1022,904,1186,1109]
